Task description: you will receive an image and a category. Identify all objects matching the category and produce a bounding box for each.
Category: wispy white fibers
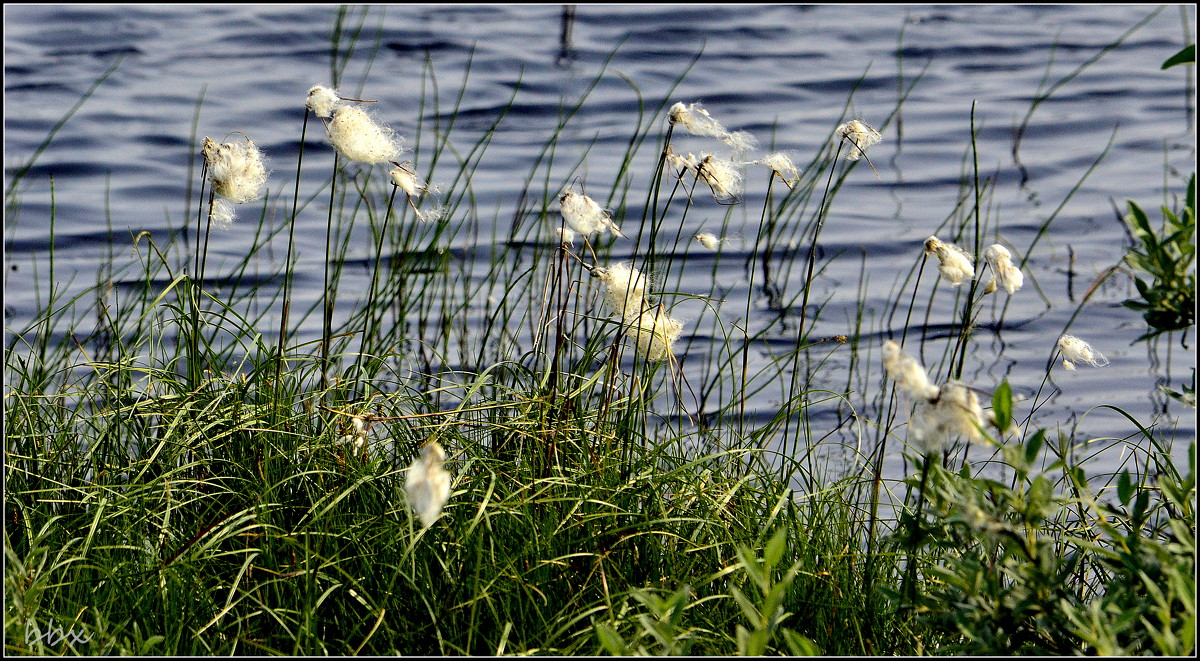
[983,244,1024,295]
[882,340,940,401]
[590,262,649,319]
[693,233,725,250]
[337,416,369,457]
[202,135,268,228]
[835,119,881,161]
[761,152,799,187]
[694,154,744,202]
[668,101,757,152]
[405,442,452,529]
[908,381,988,454]
[924,236,976,287]
[306,84,342,118]
[388,161,425,197]
[559,188,624,238]
[1057,335,1109,370]
[882,341,990,454]
[627,305,684,362]
[327,105,402,164]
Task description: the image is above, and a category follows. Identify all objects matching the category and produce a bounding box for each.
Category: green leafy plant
[889,387,1196,655]
[1121,172,1195,340]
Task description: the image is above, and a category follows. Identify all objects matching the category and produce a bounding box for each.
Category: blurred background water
[4,4,1195,479]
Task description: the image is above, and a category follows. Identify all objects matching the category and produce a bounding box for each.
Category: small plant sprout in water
[1057,334,1109,370]
[835,119,881,178]
[201,134,268,228]
[924,236,976,287]
[982,244,1024,295]
[327,105,402,164]
[405,441,452,529]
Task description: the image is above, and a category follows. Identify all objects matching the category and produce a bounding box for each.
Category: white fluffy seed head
[555,226,576,246]
[694,233,723,250]
[908,380,987,454]
[667,149,698,174]
[882,340,940,401]
[559,189,623,238]
[628,305,683,362]
[327,105,402,164]
[669,101,727,139]
[695,154,743,201]
[591,262,649,319]
[389,162,424,197]
[202,136,268,205]
[306,84,341,118]
[924,236,975,287]
[405,442,451,529]
[983,244,1024,295]
[835,119,881,161]
[209,198,236,229]
[1057,335,1108,370]
[763,152,798,183]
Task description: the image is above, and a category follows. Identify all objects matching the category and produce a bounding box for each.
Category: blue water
[4,4,1195,479]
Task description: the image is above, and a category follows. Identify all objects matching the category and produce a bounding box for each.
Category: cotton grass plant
[5,11,1193,657]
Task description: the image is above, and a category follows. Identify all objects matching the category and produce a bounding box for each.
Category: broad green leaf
[1024,429,1045,467]
[1117,469,1134,506]
[764,527,787,572]
[993,380,1013,434]
[1162,44,1195,69]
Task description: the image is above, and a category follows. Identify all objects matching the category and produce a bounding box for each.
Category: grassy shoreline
[5,9,1194,656]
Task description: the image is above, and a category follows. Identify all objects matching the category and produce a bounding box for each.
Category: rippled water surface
[5,5,1195,477]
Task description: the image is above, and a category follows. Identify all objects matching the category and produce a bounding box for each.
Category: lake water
[5,4,1195,481]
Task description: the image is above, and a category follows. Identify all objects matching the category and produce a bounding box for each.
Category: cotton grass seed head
[628,305,684,362]
[924,236,975,287]
[559,188,624,238]
[555,226,576,246]
[405,441,451,529]
[327,105,402,164]
[1057,334,1108,370]
[591,261,649,319]
[696,154,744,202]
[306,84,341,118]
[763,152,799,186]
[202,136,268,205]
[337,416,369,457]
[389,161,425,197]
[694,233,724,250]
[835,119,881,161]
[668,101,756,152]
[666,149,699,175]
[669,101,728,140]
[882,340,939,401]
[908,380,987,454]
[983,244,1024,295]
